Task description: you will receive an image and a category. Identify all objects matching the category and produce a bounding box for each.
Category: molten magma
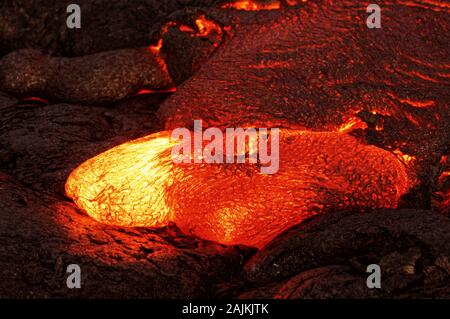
[222,0,281,11]
[66,130,410,248]
[221,0,306,10]
[66,132,178,227]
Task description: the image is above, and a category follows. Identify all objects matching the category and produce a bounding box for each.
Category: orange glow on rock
[222,0,281,11]
[179,25,195,33]
[65,132,178,227]
[136,89,154,95]
[393,149,415,165]
[337,116,368,133]
[285,0,308,5]
[149,39,163,53]
[148,39,176,92]
[434,155,450,214]
[159,16,222,39]
[66,129,410,248]
[195,15,223,37]
[136,88,177,95]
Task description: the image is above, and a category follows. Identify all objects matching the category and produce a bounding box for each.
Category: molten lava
[222,0,281,11]
[66,132,178,227]
[194,15,223,38]
[221,0,306,10]
[66,129,410,248]
[20,97,49,104]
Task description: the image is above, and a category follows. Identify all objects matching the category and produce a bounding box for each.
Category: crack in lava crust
[65,130,410,248]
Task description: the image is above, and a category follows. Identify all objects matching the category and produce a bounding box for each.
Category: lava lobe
[66,129,409,248]
[65,0,447,247]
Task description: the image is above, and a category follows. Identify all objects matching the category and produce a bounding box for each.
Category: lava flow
[66,129,410,248]
[222,1,281,10]
[221,0,306,10]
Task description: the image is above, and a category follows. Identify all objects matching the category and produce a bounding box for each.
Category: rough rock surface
[237,209,450,298]
[161,12,225,85]
[0,92,166,192]
[0,92,172,194]
[0,172,251,298]
[157,0,450,210]
[0,0,226,57]
[159,1,450,133]
[0,0,449,299]
[0,48,173,104]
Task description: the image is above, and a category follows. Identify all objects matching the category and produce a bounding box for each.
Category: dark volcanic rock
[0,48,173,104]
[0,172,250,298]
[0,91,166,194]
[159,1,450,133]
[158,0,450,210]
[238,209,450,298]
[0,2,287,104]
[0,0,225,57]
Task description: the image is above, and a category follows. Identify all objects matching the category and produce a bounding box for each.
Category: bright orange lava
[136,88,177,95]
[337,116,368,133]
[21,97,49,104]
[66,129,410,248]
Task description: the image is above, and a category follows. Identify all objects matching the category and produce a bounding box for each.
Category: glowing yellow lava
[222,0,281,11]
[66,129,411,248]
[65,132,179,227]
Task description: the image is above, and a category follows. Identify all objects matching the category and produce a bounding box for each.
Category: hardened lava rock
[0,0,449,299]
[0,172,251,298]
[0,48,173,104]
[0,0,225,56]
[0,91,166,194]
[237,209,450,298]
[158,0,450,157]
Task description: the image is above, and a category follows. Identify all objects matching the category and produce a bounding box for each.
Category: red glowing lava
[222,0,281,11]
[434,155,450,213]
[221,0,307,10]
[194,15,223,37]
[66,129,410,248]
